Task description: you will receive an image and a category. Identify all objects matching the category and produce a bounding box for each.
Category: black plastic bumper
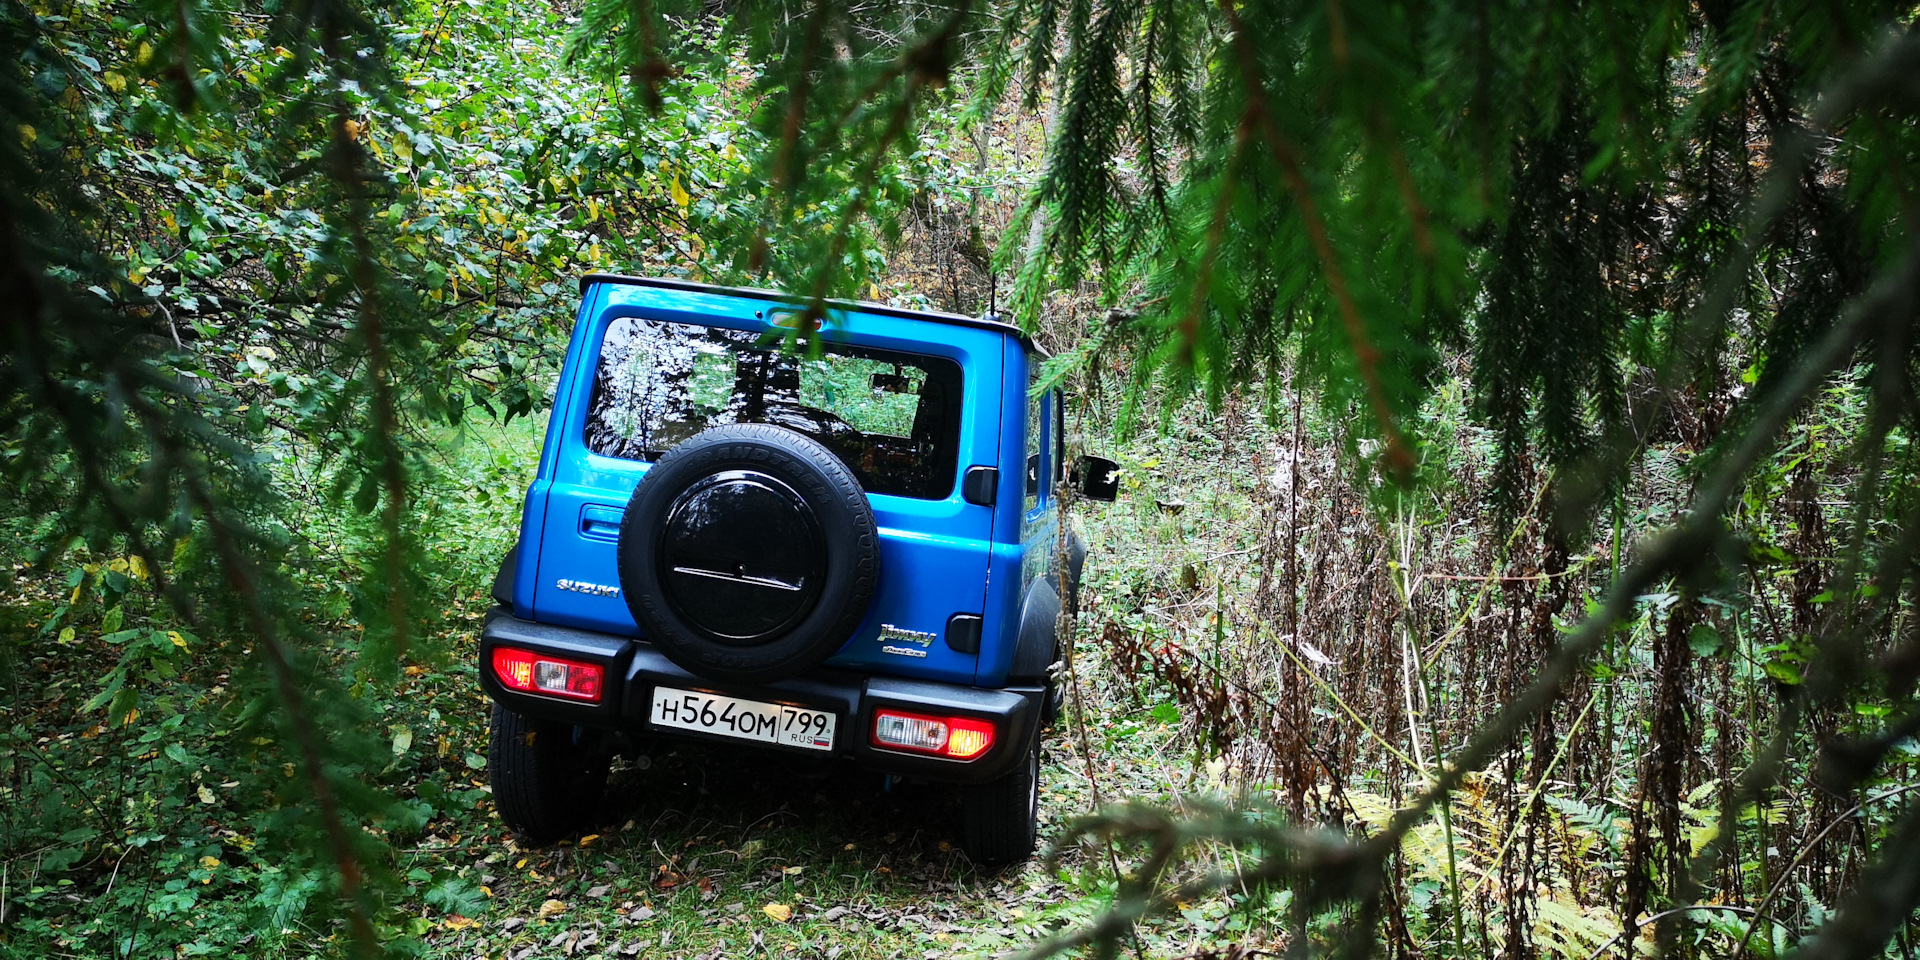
[477,608,1043,784]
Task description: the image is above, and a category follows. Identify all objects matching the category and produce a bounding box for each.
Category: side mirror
[1074,455,1119,502]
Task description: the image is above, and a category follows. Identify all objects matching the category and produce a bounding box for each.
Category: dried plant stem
[1274,634,1423,773]
[1467,686,1600,903]
[1727,783,1920,960]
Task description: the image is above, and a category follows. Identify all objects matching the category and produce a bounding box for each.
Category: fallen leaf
[762,903,792,922]
[579,834,601,847]
[444,915,478,931]
[538,899,568,919]
[628,906,655,922]
[587,885,611,898]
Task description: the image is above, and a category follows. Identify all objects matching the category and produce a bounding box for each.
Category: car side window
[1024,365,1043,513]
[1053,388,1066,486]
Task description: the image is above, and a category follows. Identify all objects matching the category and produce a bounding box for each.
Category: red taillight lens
[491,647,604,703]
[870,710,995,760]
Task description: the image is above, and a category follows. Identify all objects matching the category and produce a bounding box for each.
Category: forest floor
[391,600,1228,960]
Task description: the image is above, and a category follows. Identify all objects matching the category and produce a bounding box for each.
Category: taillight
[491,647,604,702]
[870,709,995,760]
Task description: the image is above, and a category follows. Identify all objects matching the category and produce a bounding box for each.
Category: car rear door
[516,280,1001,686]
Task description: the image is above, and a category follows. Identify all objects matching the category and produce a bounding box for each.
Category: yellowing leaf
[128,556,148,580]
[670,175,690,213]
[390,726,413,757]
[578,834,600,847]
[537,899,567,918]
[58,627,75,643]
[199,856,221,870]
[104,71,126,92]
[20,124,34,145]
[198,785,216,804]
[479,885,493,898]
[443,915,478,931]
[168,631,187,649]
[762,903,792,922]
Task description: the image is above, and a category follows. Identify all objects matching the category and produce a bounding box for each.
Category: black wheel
[1041,673,1065,728]
[1063,526,1089,619]
[963,736,1041,865]
[617,423,880,684]
[488,703,609,844]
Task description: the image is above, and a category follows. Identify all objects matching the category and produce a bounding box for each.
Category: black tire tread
[962,738,1041,865]
[488,703,610,844]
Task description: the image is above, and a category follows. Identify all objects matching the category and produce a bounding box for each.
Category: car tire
[488,703,609,844]
[962,735,1041,865]
[617,423,880,685]
[1041,674,1065,728]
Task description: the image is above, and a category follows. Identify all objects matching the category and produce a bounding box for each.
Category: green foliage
[979,0,1919,504]
[0,0,754,952]
[9,0,1920,953]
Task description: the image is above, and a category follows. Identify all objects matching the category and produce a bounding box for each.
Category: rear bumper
[477,608,1043,784]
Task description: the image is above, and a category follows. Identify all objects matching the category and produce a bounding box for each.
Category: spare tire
[616,423,879,684]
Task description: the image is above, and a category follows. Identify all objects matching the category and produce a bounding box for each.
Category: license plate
[648,687,836,752]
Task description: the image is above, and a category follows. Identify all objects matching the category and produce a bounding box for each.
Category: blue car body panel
[519,279,1020,688]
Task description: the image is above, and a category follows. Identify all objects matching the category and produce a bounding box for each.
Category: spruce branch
[1217,0,1415,482]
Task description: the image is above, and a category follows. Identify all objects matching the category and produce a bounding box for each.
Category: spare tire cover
[617,423,879,684]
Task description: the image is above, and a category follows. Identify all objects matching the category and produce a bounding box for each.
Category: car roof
[579,273,1045,357]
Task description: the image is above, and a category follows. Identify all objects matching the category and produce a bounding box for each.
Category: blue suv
[480,275,1117,863]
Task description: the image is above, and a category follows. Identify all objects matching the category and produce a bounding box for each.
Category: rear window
[584,317,964,501]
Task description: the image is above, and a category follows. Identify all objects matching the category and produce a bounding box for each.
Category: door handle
[579,504,623,542]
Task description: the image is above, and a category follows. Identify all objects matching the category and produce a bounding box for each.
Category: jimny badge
[879,623,936,658]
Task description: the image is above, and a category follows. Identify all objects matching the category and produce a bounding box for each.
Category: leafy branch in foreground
[999,12,1920,956]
